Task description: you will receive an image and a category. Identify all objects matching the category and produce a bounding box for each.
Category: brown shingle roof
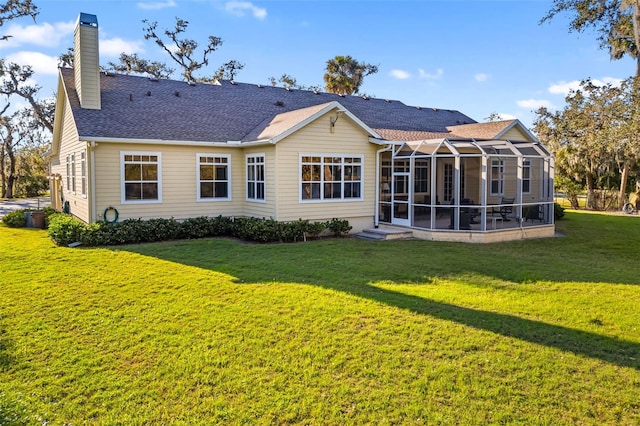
[374,129,452,141]
[446,120,515,139]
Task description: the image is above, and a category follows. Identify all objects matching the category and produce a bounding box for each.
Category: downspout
[89,141,97,222]
[374,144,392,228]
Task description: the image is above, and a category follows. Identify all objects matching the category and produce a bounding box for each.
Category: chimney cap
[77,13,98,28]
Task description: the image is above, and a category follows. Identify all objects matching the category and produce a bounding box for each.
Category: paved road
[0,197,51,219]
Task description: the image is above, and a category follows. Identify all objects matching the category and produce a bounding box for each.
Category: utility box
[26,211,46,229]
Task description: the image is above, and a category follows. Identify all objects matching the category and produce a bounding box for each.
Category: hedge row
[46,214,352,247]
[2,207,58,228]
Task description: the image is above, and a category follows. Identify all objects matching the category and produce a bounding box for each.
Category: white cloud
[418,68,443,80]
[516,99,555,110]
[1,21,75,48]
[225,1,267,20]
[496,112,517,120]
[474,73,490,82]
[5,51,59,75]
[100,38,145,56]
[137,0,177,10]
[548,80,582,95]
[390,69,411,80]
[548,77,624,95]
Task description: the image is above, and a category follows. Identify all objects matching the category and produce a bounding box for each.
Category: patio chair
[499,197,514,221]
[524,204,543,222]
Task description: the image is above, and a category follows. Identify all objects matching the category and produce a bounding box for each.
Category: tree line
[1,2,378,199]
[537,0,640,210]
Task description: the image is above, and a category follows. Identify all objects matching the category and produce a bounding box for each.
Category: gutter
[79,136,276,147]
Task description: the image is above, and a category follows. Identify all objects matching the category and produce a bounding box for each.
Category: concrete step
[356,228,414,241]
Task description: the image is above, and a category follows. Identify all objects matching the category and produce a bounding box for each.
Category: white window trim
[70,152,76,195]
[299,153,364,203]
[80,150,87,198]
[196,153,232,202]
[490,159,505,196]
[246,153,266,203]
[65,154,71,192]
[120,151,163,204]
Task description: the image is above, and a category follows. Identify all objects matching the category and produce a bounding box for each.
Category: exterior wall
[501,126,530,141]
[273,113,377,232]
[93,143,245,222]
[241,146,277,219]
[50,98,91,222]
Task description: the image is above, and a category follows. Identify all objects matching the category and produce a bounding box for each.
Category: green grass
[1,211,639,424]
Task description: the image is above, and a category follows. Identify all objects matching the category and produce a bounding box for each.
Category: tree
[57,47,74,68]
[533,78,640,209]
[0,0,38,39]
[323,55,378,95]
[107,53,174,79]
[212,60,245,82]
[1,106,50,198]
[484,112,505,122]
[541,1,640,205]
[0,62,54,132]
[142,17,224,84]
[268,74,301,89]
[541,1,639,76]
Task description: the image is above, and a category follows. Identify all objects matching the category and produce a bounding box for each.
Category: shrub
[47,213,87,246]
[2,210,27,228]
[181,216,213,239]
[231,217,281,243]
[325,218,352,237]
[554,202,565,220]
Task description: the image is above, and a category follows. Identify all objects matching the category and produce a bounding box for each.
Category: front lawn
[1,211,639,424]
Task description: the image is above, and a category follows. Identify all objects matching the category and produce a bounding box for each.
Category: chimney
[74,13,101,110]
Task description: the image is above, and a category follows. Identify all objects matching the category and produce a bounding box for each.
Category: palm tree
[323,55,378,95]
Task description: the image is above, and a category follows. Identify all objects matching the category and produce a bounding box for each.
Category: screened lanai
[376,138,554,236]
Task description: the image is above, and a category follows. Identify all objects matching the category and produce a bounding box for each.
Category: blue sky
[1,0,636,128]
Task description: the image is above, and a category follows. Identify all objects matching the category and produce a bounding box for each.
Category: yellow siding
[74,24,100,109]
[93,143,245,221]
[50,98,91,222]
[242,146,277,218]
[273,112,377,228]
[501,126,532,141]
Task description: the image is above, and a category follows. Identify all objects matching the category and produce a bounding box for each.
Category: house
[48,13,555,243]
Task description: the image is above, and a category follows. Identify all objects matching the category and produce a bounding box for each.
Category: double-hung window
[70,153,76,194]
[522,159,531,194]
[66,154,71,191]
[301,155,362,201]
[490,159,504,195]
[121,152,162,203]
[80,150,87,197]
[246,154,265,201]
[198,154,230,201]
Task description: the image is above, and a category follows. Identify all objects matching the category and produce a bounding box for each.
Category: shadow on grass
[117,237,640,371]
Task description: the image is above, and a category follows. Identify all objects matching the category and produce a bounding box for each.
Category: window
[490,159,504,195]
[66,155,71,191]
[80,151,87,197]
[301,155,362,201]
[70,153,76,193]
[198,154,230,201]
[443,163,453,202]
[413,160,429,192]
[246,154,265,201]
[121,152,161,203]
[522,159,531,194]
